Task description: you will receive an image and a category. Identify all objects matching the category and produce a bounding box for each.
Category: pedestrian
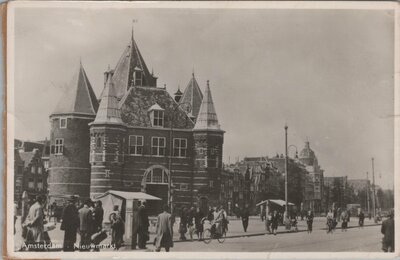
[187,207,196,241]
[179,207,188,240]
[271,210,279,235]
[24,195,45,251]
[340,210,349,232]
[14,201,18,235]
[110,210,125,250]
[358,210,365,228]
[93,200,104,232]
[78,199,94,251]
[381,209,394,252]
[61,196,79,251]
[306,210,314,234]
[207,206,215,222]
[194,207,204,241]
[155,204,174,252]
[265,211,272,233]
[241,206,249,232]
[138,201,149,249]
[326,209,335,233]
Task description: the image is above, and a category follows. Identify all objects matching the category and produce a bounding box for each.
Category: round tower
[89,70,126,198]
[48,62,99,200]
[193,81,224,207]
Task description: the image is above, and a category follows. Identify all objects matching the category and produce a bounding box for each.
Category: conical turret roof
[110,32,157,100]
[194,81,221,131]
[52,62,98,116]
[180,73,203,119]
[93,71,124,125]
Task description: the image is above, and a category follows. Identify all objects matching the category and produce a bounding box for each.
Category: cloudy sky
[11,4,395,188]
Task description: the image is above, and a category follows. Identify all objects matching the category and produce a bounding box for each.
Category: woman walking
[241,206,249,232]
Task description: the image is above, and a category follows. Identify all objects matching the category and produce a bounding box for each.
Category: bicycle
[203,223,226,244]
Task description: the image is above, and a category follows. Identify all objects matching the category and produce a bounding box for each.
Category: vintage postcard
[5,1,399,259]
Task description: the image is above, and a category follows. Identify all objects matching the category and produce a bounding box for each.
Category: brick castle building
[48,32,224,214]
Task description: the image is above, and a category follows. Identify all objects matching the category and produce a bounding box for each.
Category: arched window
[96,137,102,148]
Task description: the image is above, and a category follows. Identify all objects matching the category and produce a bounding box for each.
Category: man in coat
[241,206,250,232]
[138,201,149,249]
[93,200,104,233]
[78,199,94,251]
[155,204,174,252]
[381,209,394,252]
[25,195,45,250]
[61,196,79,251]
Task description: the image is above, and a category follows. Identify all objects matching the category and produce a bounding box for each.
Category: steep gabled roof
[110,33,157,100]
[194,81,221,131]
[180,73,203,119]
[93,71,124,125]
[52,62,98,116]
[120,87,194,129]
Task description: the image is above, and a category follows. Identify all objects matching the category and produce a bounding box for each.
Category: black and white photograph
[6,1,398,258]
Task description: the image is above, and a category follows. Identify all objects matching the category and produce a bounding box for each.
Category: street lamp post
[284,124,288,215]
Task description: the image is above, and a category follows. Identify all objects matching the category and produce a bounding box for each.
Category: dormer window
[148,103,165,127]
[134,67,142,86]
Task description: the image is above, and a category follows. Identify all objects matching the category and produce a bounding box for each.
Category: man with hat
[78,198,94,251]
[61,196,79,251]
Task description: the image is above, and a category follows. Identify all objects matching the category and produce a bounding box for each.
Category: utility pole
[366,172,370,216]
[371,158,376,218]
[284,124,288,215]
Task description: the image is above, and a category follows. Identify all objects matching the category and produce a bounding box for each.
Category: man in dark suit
[381,209,394,252]
[93,200,104,232]
[138,201,149,249]
[78,199,93,251]
[61,196,79,252]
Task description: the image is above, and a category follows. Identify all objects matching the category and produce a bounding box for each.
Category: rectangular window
[173,138,187,157]
[28,178,34,189]
[55,138,64,155]
[60,118,67,129]
[129,135,144,155]
[31,166,35,174]
[37,179,43,190]
[134,71,142,86]
[151,137,166,156]
[210,180,214,188]
[153,110,164,127]
[44,161,49,169]
[38,167,42,174]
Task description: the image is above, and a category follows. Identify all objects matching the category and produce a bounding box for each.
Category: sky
[11,5,395,189]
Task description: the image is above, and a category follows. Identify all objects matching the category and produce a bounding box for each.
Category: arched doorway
[141,165,170,216]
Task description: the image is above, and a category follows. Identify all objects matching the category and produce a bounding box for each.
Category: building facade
[47,32,224,215]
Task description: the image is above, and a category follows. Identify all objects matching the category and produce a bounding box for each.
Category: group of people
[177,205,229,241]
[60,196,107,251]
[326,208,353,233]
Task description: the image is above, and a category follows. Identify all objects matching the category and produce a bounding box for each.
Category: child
[188,223,195,241]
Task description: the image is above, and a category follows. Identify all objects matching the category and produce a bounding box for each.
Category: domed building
[299,141,324,213]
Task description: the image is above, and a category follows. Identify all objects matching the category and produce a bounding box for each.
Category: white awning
[94,190,162,201]
[256,199,295,207]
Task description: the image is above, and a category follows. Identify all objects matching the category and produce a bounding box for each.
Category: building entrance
[142,165,170,216]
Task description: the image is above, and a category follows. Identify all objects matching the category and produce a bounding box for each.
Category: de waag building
[48,32,225,215]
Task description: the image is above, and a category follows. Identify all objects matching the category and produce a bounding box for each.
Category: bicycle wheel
[217,231,226,243]
[203,228,212,244]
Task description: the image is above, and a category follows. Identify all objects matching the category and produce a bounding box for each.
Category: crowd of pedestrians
[17,196,394,253]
